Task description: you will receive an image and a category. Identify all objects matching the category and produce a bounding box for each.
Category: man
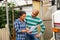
[26,9,45,40]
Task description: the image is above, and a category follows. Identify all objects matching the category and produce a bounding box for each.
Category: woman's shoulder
[14,19,20,23]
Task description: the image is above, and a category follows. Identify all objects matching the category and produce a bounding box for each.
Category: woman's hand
[21,28,29,33]
[26,28,29,31]
[21,30,27,32]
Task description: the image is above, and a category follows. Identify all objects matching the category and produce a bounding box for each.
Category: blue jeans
[26,33,39,40]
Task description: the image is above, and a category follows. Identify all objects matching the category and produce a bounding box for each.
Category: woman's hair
[18,11,26,18]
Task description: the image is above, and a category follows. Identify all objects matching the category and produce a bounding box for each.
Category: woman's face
[20,14,26,20]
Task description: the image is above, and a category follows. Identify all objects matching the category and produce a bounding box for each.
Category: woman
[14,11,28,40]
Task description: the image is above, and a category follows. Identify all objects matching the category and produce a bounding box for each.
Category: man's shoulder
[35,17,42,20]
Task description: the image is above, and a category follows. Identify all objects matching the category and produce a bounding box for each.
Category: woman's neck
[19,18,24,22]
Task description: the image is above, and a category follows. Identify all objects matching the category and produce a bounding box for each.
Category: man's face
[20,14,26,20]
[31,10,39,17]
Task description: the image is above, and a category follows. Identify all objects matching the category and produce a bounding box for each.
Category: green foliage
[0,7,6,28]
[0,3,18,38]
[0,3,18,27]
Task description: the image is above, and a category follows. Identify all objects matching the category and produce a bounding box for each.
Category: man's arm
[39,19,45,36]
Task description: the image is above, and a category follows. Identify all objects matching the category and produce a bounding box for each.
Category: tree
[0,3,18,40]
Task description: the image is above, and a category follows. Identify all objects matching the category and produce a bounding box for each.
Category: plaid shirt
[14,19,26,40]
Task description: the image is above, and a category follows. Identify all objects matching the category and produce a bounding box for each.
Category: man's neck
[32,16,36,18]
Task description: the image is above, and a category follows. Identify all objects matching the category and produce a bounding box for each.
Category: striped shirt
[25,15,45,35]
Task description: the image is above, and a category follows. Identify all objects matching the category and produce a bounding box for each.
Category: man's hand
[35,34,40,38]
